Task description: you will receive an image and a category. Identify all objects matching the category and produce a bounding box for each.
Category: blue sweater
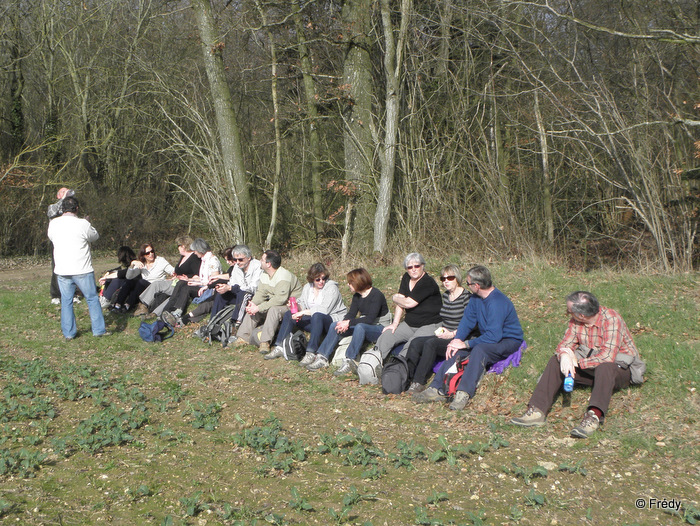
[454,287,524,347]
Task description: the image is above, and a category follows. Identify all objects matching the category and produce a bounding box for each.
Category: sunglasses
[233,257,247,262]
[315,276,327,282]
[144,249,154,255]
[439,275,456,282]
[406,265,423,270]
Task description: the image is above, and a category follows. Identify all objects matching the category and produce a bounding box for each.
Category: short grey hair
[566,291,600,317]
[231,244,252,259]
[403,252,426,269]
[190,238,211,254]
[467,265,492,288]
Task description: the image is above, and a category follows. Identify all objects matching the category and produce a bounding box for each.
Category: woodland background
[1,0,698,271]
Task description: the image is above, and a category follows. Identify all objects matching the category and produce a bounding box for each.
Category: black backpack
[281,330,307,361]
[194,304,238,346]
[381,355,411,394]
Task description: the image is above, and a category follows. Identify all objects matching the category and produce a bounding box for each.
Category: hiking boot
[333,358,358,377]
[233,337,249,348]
[132,303,149,317]
[299,352,316,366]
[258,342,270,354]
[511,406,546,427]
[407,382,425,394]
[161,311,181,328]
[448,390,471,411]
[571,410,600,439]
[307,355,329,371]
[264,346,284,360]
[412,387,447,404]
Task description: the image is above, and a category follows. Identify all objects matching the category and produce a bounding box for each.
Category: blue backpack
[138,319,174,343]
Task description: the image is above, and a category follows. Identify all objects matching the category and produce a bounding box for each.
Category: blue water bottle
[563,374,574,393]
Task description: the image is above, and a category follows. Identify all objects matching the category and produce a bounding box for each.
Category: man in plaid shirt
[511,291,644,438]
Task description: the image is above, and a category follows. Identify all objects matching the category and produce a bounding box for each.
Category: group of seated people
[97,241,645,438]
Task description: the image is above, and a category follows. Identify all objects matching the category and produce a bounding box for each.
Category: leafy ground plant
[0,257,697,525]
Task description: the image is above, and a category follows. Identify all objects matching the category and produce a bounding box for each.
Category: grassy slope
[0,257,697,525]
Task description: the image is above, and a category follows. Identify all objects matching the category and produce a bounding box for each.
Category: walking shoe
[407,382,425,394]
[72,297,82,304]
[264,346,284,360]
[99,296,110,309]
[94,331,112,337]
[511,406,546,427]
[299,352,316,366]
[333,358,358,376]
[258,341,270,354]
[448,390,470,411]
[233,337,249,348]
[51,298,61,305]
[132,303,149,317]
[412,387,447,404]
[161,311,181,328]
[571,410,600,439]
[306,355,329,371]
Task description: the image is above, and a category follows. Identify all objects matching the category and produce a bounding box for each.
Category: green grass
[0,256,697,525]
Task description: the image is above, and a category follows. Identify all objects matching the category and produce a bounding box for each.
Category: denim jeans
[344,323,384,361]
[274,311,333,353]
[57,272,106,338]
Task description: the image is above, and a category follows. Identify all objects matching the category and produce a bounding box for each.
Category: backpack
[357,347,383,385]
[195,304,238,346]
[381,354,410,394]
[138,319,174,343]
[281,330,307,361]
[442,355,470,397]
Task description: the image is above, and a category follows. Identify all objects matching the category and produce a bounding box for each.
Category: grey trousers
[139,280,175,307]
[376,321,441,359]
[236,305,289,344]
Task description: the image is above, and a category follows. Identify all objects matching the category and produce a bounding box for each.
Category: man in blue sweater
[413,265,524,410]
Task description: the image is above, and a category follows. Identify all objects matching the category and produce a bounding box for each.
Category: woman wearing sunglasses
[264,262,346,365]
[401,264,473,394]
[111,243,174,313]
[358,253,442,384]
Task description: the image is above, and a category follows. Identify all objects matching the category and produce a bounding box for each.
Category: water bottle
[563,373,574,393]
[289,297,298,314]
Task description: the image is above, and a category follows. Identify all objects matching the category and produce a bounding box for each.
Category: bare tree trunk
[534,89,554,244]
[341,0,375,254]
[255,0,282,250]
[190,0,259,250]
[373,0,411,254]
[8,14,25,160]
[292,0,324,239]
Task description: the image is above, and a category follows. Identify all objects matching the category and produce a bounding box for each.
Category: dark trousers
[404,336,449,385]
[116,278,149,307]
[164,280,199,314]
[50,245,60,299]
[528,355,631,417]
[209,285,244,320]
[430,338,522,397]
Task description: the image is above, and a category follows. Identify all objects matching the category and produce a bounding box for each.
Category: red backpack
[442,356,470,397]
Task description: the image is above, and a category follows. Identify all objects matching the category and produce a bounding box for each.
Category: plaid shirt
[555,306,640,370]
